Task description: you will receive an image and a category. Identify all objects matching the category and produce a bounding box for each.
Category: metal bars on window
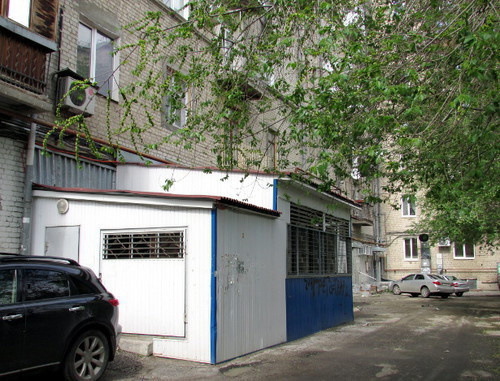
[103,231,185,259]
[287,203,351,276]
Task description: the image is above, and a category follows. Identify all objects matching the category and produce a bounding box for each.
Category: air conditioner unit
[58,76,96,116]
[438,239,451,247]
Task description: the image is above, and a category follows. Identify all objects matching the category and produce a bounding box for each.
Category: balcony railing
[0,28,50,94]
[351,202,374,226]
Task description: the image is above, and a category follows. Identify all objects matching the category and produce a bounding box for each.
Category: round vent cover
[57,199,70,214]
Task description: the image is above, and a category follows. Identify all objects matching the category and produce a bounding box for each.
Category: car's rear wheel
[64,329,110,381]
[420,286,430,298]
[392,285,401,295]
[455,292,463,297]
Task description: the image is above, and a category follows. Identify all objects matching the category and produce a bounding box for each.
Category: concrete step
[119,334,154,356]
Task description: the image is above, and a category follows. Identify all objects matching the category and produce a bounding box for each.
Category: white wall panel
[278,181,352,221]
[116,165,276,210]
[31,194,213,363]
[100,258,185,336]
[216,209,287,362]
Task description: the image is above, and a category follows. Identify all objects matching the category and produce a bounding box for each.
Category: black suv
[0,254,120,380]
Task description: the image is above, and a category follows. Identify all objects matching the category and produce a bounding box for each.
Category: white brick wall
[0,137,25,254]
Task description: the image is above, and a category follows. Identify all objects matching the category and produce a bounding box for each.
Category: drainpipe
[20,120,37,255]
[374,178,382,283]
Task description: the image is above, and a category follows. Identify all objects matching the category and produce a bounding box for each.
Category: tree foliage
[52,0,499,244]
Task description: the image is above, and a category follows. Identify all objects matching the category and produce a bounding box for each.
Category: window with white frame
[404,238,418,260]
[102,230,185,259]
[5,0,31,27]
[402,196,416,216]
[1,0,58,40]
[265,129,277,169]
[163,0,189,19]
[453,243,475,259]
[164,67,188,130]
[77,22,118,97]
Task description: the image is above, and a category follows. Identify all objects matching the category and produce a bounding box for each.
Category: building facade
[1,0,360,362]
[380,193,499,291]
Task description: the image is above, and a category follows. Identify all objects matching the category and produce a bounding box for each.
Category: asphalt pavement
[103,290,500,381]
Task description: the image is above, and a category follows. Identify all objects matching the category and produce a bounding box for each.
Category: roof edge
[32,184,280,218]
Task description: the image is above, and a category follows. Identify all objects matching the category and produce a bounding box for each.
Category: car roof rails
[0,255,80,267]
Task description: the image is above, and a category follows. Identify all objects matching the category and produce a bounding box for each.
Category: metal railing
[0,29,50,94]
[351,202,374,225]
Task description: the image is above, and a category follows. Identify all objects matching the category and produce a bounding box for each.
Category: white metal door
[44,226,80,261]
[99,230,186,337]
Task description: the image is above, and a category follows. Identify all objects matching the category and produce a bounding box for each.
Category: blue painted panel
[210,209,217,364]
[286,277,353,342]
[273,179,278,210]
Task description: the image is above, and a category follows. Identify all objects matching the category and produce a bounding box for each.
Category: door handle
[2,314,23,321]
[69,306,85,312]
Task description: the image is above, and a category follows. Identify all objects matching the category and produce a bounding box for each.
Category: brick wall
[56,0,219,167]
[0,137,25,254]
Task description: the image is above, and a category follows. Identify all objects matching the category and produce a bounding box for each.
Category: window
[402,196,416,216]
[70,275,99,295]
[103,230,185,259]
[218,107,242,168]
[0,269,17,305]
[163,0,189,19]
[5,0,31,26]
[287,203,351,276]
[404,238,418,260]
[164,68,188,130]
[0,0,58,40]
[24,270,70,301]
[454,243,475,259]
[401,274,415,281]
[265,129,277,169]
[77,23,118,97]
[221,125,239,167]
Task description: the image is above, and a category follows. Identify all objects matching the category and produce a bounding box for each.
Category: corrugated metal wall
[33,148,115,189]
[116,165,276,210]
[216,209,287,363]
[286,277,353,342]
[30,195,214,363]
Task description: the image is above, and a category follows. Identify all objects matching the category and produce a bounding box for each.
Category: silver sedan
[441,275,470,297]
[391,273,455,298]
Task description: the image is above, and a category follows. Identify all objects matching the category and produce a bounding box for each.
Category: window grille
[287,203,351,276]
[103,231,185,259]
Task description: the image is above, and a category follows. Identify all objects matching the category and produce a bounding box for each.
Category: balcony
[351,202,374,226]
[0,27,52,95]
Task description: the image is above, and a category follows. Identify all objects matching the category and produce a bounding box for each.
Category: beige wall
[380,190,499,291]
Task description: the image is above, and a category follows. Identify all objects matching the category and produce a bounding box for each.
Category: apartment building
[1,0,361,362]
[380,192,499,291]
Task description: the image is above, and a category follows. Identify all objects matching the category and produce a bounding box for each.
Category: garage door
[99,229,186,337]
